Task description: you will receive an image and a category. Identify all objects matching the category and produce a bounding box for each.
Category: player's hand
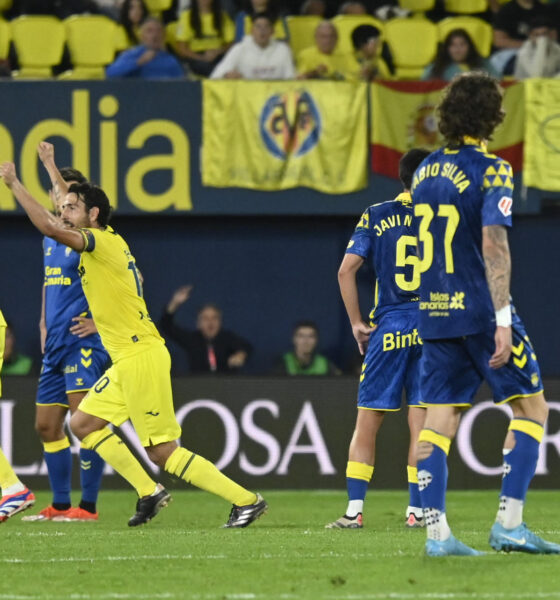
[489,326,512,369]
[228,351,247,368]
[38,141,55,165]
[70,316,98,338]
[0,162,17,187]
[352,321,376,355]
[167,285,193,312]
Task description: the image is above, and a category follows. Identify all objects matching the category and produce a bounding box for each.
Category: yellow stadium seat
[115,24,130,51]
[444,0,488,13]
[145,0,173,17]
[0,18,10,59]
[63,15,118,79]
[0,0,12,12]
[165,20,179,52]
[384,18,437,79]
[332,15,385,55]
[438,16,493,57]
[10,16,65,78]
[398,0,435,12]
[286,16,321,57]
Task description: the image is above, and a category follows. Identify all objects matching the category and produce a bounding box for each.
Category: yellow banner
[523,79,560,191]
[202,81,367,194]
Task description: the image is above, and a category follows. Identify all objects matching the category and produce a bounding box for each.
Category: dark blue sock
[347,477,369,501]
[80,448,105,506]
[408,481,421,508]
[501,422,542,501]
[417,442,448,512]
[44,444,72,507]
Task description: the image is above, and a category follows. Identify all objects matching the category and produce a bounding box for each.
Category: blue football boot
[426,534,485,557]
[490,522,560,554]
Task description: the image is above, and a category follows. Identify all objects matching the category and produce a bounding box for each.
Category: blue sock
[79,447,105,506]
[347,477,369,501]
[43,438,72,508]
[407,465,421,507]
[501,419,543,501]
[417,430,450,512]
[346,461,373,501]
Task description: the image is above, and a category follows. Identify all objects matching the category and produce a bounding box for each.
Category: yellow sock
[0,447,20,490]
[165,447,256,506]
[82,429,155,498]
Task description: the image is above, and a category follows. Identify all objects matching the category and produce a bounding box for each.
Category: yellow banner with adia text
[202,81,367,194]
[370,81,524,178]
[523,79,560,191]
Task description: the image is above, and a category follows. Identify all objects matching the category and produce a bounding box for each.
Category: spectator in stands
[160,285,252,374]
[210,12,295,79]
[119,0,149,46]
[273,321,340,376]
[234,0,288,43]
[338,1,367,15]
[492,0,552,74]
[175,0,235,77]
[11,0,101,18]
[422,29,498,81]
[514,16,560,78]
[107,17,185,78]
[351,23,389,81]
[297,21,357,79]
[300,0,326,16]
[1,322,32,376]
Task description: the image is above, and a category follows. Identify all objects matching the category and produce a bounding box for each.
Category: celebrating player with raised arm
[0,309,36,522]
[411,73,559,556]
[327,149,429,530]
[0,157,266,528]
[22,143,109,522]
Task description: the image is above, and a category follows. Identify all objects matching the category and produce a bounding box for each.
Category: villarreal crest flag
[202,80,368,194]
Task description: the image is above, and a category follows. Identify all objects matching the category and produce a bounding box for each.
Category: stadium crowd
[0,0,559,79]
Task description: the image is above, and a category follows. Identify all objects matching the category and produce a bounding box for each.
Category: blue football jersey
[410,141,513,339]
[345,192,419,323]
[43,237,103,357]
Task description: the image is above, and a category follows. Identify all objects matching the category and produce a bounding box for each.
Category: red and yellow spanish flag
[371,81,524,178]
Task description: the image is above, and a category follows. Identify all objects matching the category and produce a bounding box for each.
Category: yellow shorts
[79,342,181,446]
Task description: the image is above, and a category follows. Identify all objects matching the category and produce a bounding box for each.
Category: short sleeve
[346,209,373,258]
[481,158,513,227]
[79,229,97,252]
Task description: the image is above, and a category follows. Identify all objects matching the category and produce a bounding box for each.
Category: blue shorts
[357,308,423,411]
[420,315,543,407]
[37,344,110,407]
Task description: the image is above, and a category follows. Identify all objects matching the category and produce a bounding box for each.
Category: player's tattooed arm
[482,224,511,311]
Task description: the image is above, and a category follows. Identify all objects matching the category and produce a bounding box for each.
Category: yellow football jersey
[78,227,163,362]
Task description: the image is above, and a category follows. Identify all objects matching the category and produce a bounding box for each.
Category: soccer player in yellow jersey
[0,309,36,522]
[0,160,267,528]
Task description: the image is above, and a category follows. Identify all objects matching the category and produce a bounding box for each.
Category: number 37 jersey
[78,226,163,362]
[346,192,419,323]
[411,142,513,340]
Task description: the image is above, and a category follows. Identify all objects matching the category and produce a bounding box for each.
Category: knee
[69,412,92,441]
[35,418,63,442]
[146,442,177,468]
[417,441,433,462]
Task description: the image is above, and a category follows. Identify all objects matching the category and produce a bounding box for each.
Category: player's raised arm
[482,224,512,368]
[0,162,85,252]
[338,253,374,355]
[38,142,71,206]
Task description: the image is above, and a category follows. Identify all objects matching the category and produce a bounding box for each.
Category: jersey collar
[396,191,412,206]
[463,136,488,152]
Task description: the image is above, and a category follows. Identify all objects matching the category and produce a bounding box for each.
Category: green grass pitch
[1,489,559,600]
